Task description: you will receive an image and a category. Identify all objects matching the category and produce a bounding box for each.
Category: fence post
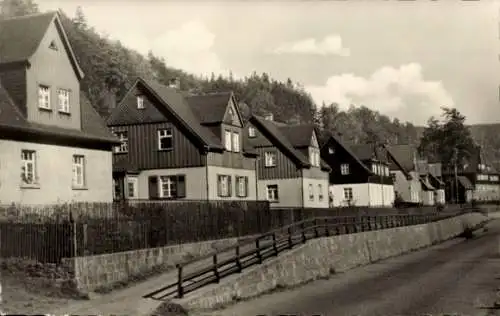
[272,232,278,256]
[287,226,293,249]
[236,245,242,273]
[177,264,184,298]
[313,218,319,238]
[70,211,78,257]
[352,217,358,233]
[325,218,329,237]
[301,222,306,243]
[368,216,372,231]
[256,237,262,264]
[213,254,220,283]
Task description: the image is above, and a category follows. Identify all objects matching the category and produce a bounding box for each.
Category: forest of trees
[2,0,500,169]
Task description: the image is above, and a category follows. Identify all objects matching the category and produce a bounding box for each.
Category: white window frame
[236,176,247,197]
[341,163,350,175]
[114,131,128,153]
[224,130,232,151]
[137,95,145,109]
[308,183,314,201]
[232,132,240,153]
[127,177,138,198]
[344,187,353,201]
[38,85,51,109]
[57,88,70,113]
[218,175,231,197]
[309,148,320,167]
[159,176,175,198]
[72,155,85,188]
[248,126,256,138]
[264,152,276,167]
[266,184,279,202]
[21,150,37,185]
[158,128,173,150]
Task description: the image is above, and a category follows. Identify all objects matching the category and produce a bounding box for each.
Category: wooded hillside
[1,0,499,169]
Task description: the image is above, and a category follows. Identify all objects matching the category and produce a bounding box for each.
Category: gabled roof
[419,176,435,191]
[429,172,444,187]
[279,124,316,148]
[458,176,473,190]
[249,115,310,168]
[0,11,84,79]
[0,80,118,144]
[186,92,235,125]
[319,131,372,174]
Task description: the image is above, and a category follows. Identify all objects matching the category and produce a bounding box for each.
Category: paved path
[49,238,274,315]
[206,220,500,316]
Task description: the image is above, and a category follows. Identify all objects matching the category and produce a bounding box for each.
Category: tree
[418,107,476,169]
[72,6,87,30]
[0,0,38,18]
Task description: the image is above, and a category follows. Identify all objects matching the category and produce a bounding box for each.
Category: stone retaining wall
[179,213,489,310]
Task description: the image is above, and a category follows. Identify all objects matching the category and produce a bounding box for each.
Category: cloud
[305,63,455,125]
[123,20,233,78]
[272,35,350,56]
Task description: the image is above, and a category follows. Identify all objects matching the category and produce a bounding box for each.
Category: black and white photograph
[0,0,499,315]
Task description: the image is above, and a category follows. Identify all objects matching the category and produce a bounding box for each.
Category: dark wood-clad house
[246,114,330,208]
[320,132,394,207]
[107,78,259,201]
[0,12,118,204]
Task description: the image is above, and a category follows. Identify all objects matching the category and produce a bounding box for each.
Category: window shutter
[177,175,186,198]
[275,185,279,200]
[217,175,222,197]
[228,176,232,196]
[244,177,249,197]
[148,176,159,199]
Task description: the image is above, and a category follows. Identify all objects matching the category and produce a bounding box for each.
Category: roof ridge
[0,11,57,21]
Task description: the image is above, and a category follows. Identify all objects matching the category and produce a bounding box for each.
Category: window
[159,175,186,198]
[344,187,353,201]
[236,176,248,197]
[371,164,377,174]
[127,177,138,198]
[114,131,128,153]
[248,126,256,138]
[308,183,314,201]
[266,184,279,202]
[21,150,36,184]
[318,184,324,201]
[217,175,231,197]
[158,128,173,150]
[224,130,232,151]
[328,147,335,155]
[113,179,121,200]
[340,163,350,175]
[38,85,50,109]
[72,155,85,187]
[309,148,320,167]
[49,40,58,51]
[384,166,389,176]
[137,95,144,109]
[232,132,240,152]
[57,89,70,113]
[264,152,276,167]
[390,172,397,182]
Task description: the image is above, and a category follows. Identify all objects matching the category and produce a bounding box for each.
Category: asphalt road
[209,219,500,316]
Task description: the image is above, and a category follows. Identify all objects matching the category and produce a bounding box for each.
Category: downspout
[300,168,305,208]
[204,145,210,201]
[255,157,258,200]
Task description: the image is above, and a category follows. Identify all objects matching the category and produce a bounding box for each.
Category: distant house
[246,114,330,208]
[415,160,436,206]
[320,133,394,207]
[107,78,259,201]
[385,144,422,206]
[442,145,500,203]
[427,162,446,204]
[0,12,118,204]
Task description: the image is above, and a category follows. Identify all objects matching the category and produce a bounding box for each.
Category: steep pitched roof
[249,115,310,167]
[319,131,372,174]
[0,80,118,143]
[386,144,417,172]
[279,124,315,148]
[458,176,473,190]
[0,11,84,79]
[420,176,435,191]
[185,92,232,125]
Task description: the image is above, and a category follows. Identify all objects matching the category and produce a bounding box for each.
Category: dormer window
[137,95,145,109]
[49,40,58,51]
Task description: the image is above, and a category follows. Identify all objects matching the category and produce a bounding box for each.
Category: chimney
[264,113,274,121]
[168,77,180,89]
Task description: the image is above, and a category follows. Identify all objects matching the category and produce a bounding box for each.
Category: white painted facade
[329,183,394,207]
[391,170,422,204]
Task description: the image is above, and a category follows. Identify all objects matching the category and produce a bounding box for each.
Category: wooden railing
[143,210,472,300]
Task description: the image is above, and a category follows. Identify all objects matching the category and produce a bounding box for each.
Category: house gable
[222,94,243,128]
[310,130,319,148]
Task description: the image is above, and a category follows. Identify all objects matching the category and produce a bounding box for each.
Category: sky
[37,0,500,126]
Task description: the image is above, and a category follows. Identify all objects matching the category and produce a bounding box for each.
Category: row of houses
[0,12,499,207]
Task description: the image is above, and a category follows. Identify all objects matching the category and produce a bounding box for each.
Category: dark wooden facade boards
[256,146,300,180]
[321,138,369,185]
[112,122,205,170]
[0,66,26,115]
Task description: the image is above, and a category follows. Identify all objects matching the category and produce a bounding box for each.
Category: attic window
[328,147,335,154]
[248,126,256,138]
[49,40,58,51]
[137,95,144,109]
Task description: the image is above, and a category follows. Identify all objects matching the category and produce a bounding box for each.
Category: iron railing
[143,211,470,300]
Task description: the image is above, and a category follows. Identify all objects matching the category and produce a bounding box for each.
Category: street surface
[206,219,500,316]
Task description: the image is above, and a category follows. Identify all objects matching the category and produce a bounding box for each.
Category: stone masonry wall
[180,213,488,310]
[64,236,255,293]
